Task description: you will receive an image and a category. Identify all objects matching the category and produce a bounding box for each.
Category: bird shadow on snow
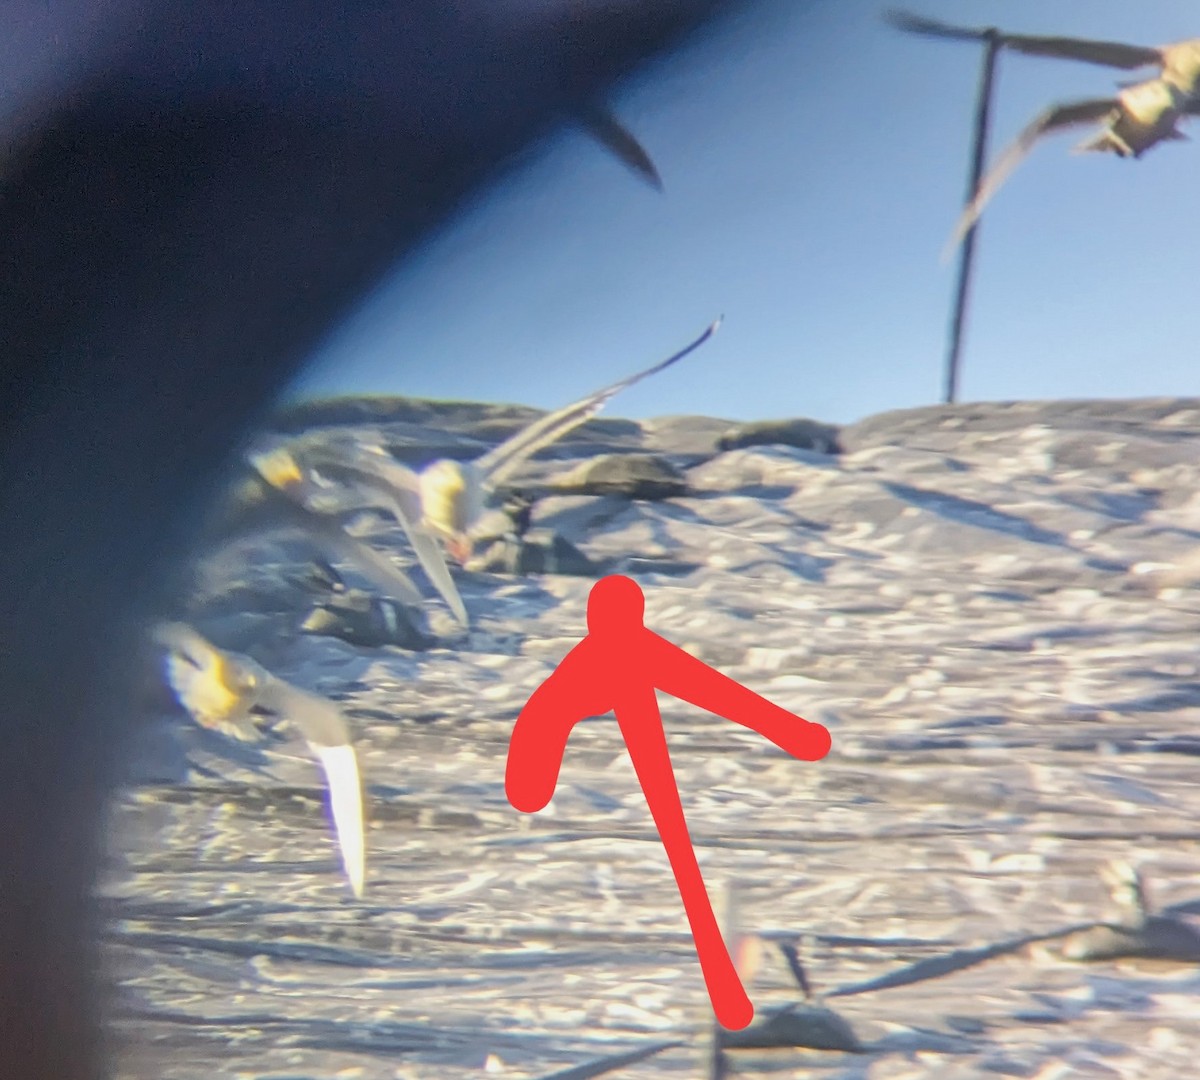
[882,482,1074,549]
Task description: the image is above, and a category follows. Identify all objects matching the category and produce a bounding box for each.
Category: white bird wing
[475,317,722,489]
[259,675,366,899]
[944,98,1117,256]
[298,449,469,627]
[297,504,428,610]
[245,454,428,609]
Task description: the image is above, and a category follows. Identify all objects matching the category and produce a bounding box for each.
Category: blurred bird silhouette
[154,622,366,899]
[205,446,438,618]
[888,12,1200,249]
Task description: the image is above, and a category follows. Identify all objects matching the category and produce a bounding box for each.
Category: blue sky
[290,0,1200,425]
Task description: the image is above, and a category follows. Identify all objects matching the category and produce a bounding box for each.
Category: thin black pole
[944,30,1001,405]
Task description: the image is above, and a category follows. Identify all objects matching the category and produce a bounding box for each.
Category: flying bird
[887,12,1200,249]
[278,318,723,622]
[153,622,366,899]
[204,445,437,618]
[259,439,472,628]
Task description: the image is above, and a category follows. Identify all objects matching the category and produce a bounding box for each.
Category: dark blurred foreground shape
[0,2,741,1076]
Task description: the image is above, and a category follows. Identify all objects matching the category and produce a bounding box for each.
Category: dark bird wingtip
[884,10,987,44]
[883,9,935,33]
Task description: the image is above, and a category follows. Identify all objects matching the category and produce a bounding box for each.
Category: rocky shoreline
[108,395,1200,1078]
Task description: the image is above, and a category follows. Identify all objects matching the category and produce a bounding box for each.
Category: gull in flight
[153,622,366,899]
[887,12,1200,251]
[279,318,723,627]
[209,445,431,613]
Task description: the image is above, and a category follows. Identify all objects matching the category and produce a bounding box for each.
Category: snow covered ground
[105,395,1200,1078]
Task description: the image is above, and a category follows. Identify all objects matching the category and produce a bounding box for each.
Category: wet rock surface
[107,396,1200,1078]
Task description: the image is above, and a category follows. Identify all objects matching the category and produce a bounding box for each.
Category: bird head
[156,624,267,739]
[419,458,485,563]
[248,446,306,493]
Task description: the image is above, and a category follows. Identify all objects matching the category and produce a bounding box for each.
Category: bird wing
[258,675,365,899]
[998,35,1164,71]
[297,504,429,610]
[886,11,1164,70]
[300,449,469,627]
[576,104,664,191]
[246,452,428,609]
[778,941,814,1001]
[945,98,1118,255]
[476,318,722,489]
[154,621,264,741]
[885,10,993,44]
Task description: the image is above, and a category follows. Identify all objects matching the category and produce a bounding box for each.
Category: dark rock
[720,1003,864,1053]
[470,530,600,577]
[300,589,432,650]
[717,417,842,455]
[549,453,688,499]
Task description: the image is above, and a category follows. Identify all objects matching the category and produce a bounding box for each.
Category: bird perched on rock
[1053,858,1200,963]
[888,11,1200,249]
[273,318,722,625]
[153,622,366,899]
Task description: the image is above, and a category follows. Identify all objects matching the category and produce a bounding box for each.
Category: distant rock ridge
[839,397,1200,453]
[269,393,1200,472]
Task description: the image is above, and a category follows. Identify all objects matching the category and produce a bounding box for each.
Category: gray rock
[716,417,842,455]
[470,529,600,577]
[549,453,688,500]
[720,1003,865,1053]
